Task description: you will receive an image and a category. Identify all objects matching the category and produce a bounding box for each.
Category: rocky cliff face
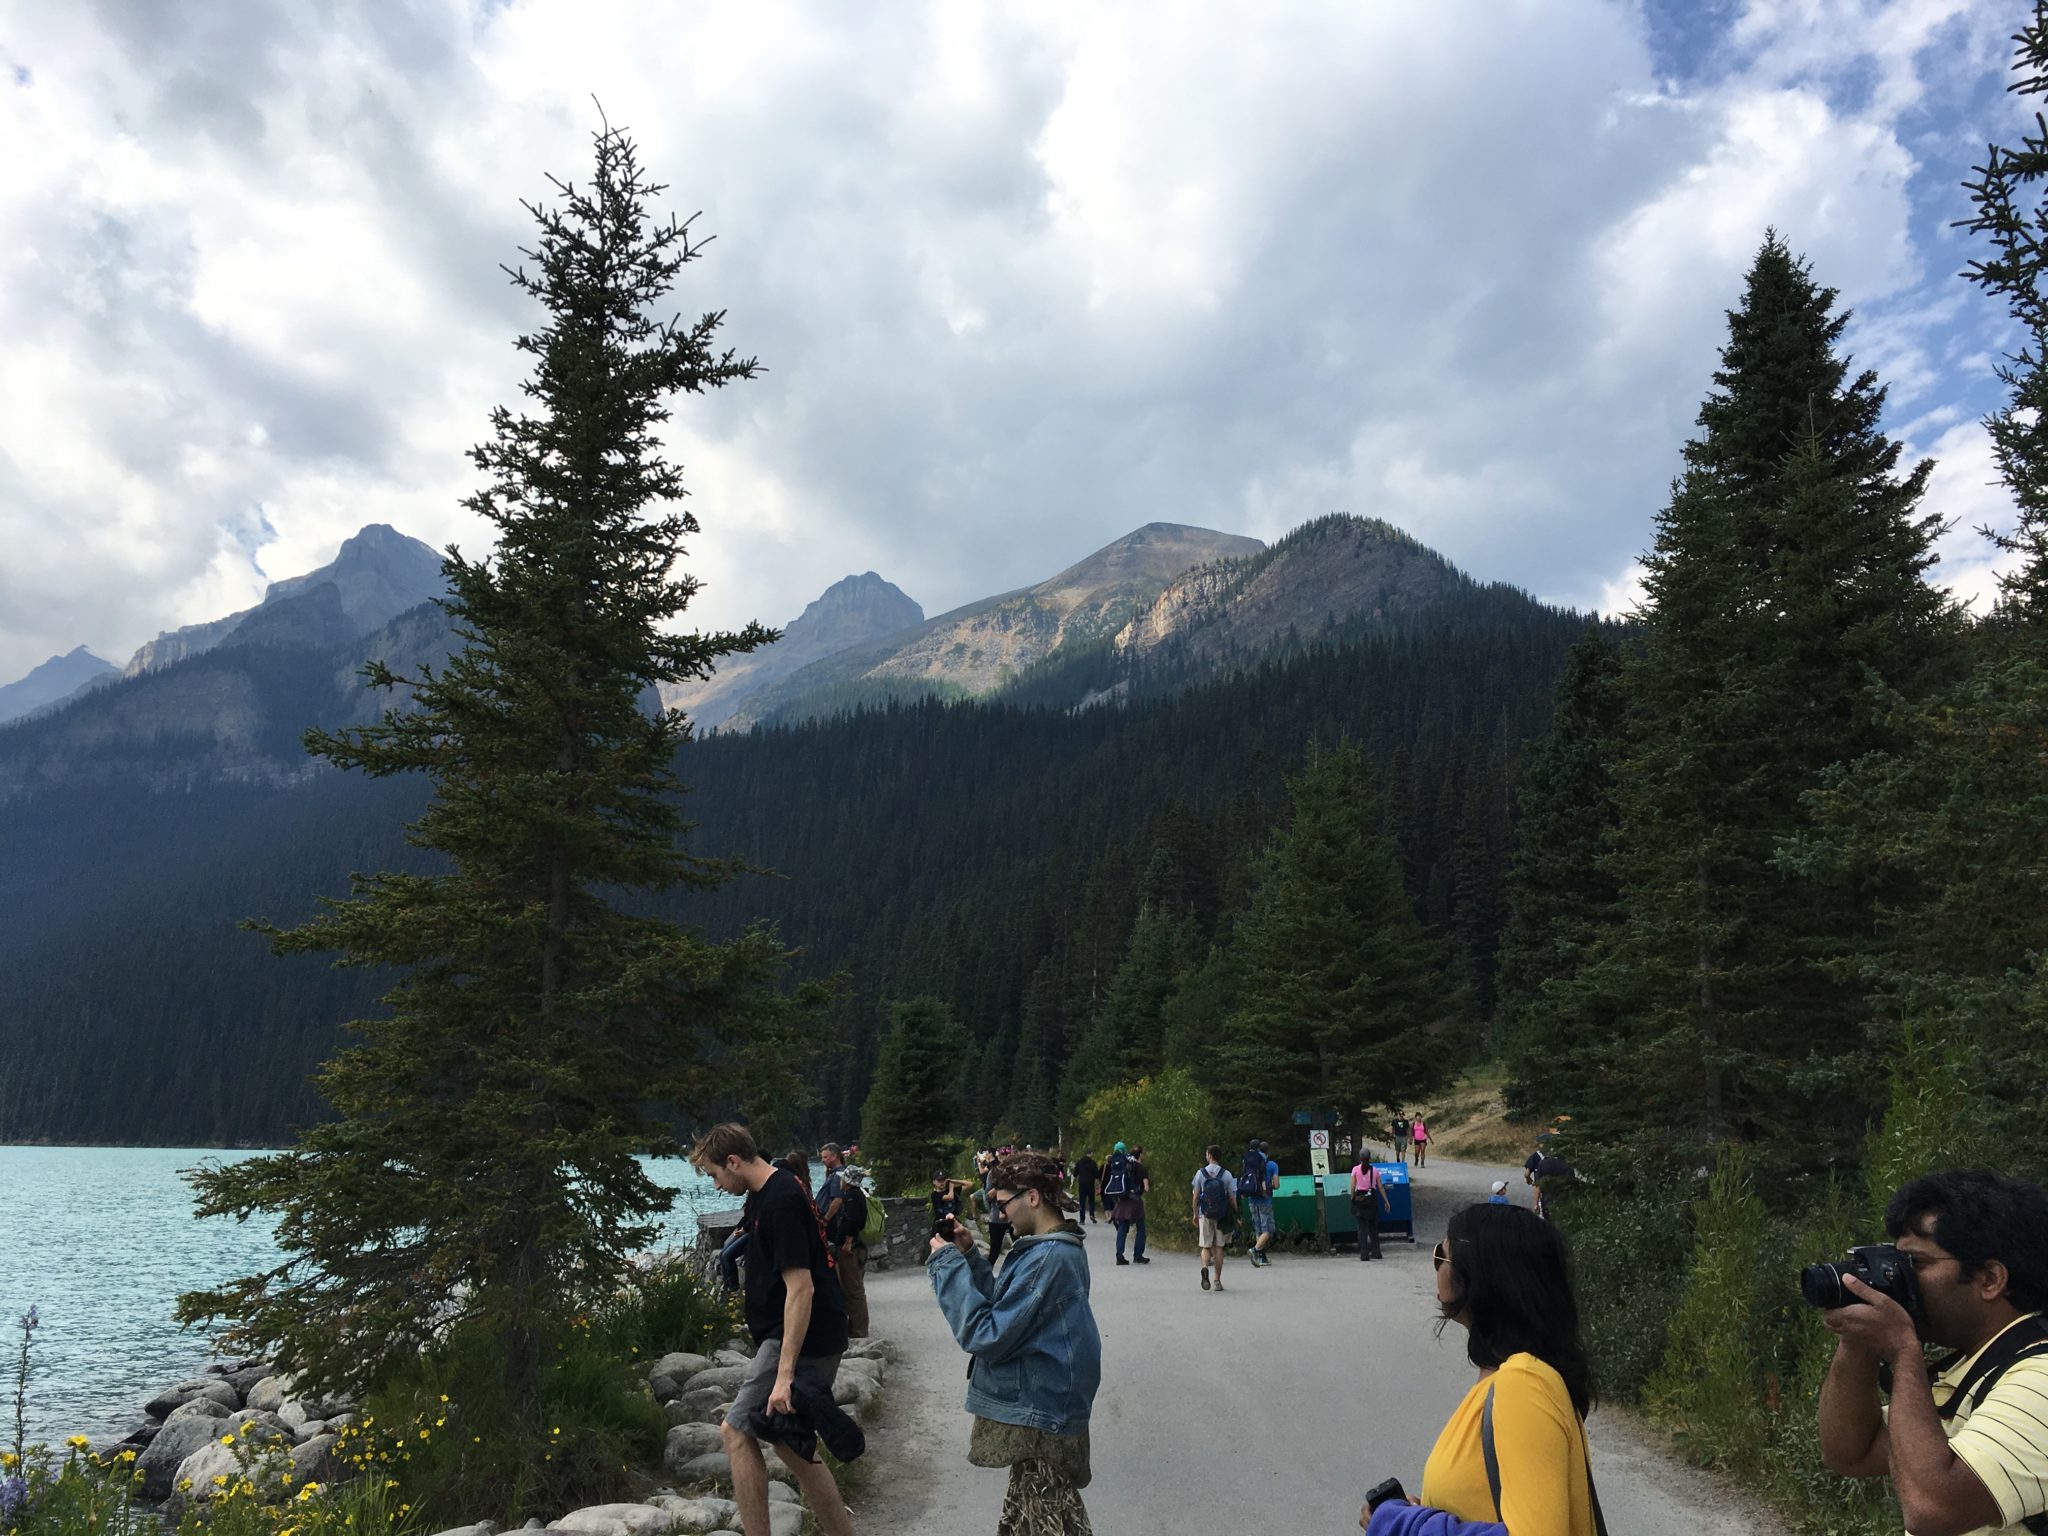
[0,646,119,726]
[126,524,446,676]
[661,572,924,731]
[1115,514,1478,664]
[727,522,1265,727]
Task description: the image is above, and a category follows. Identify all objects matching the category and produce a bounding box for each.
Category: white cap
[1490,1180,1509,1195]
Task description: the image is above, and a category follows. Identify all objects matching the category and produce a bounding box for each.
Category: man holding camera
[1819,1171,2048,1536]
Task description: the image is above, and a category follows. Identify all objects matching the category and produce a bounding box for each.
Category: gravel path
[850,1154,1775,1534]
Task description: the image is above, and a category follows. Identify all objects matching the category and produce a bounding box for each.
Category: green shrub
[1072,1069,1218,1251]
[1550,1148,1692,1401]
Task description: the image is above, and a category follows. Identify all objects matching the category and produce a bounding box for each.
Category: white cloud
[0,0,2026,681]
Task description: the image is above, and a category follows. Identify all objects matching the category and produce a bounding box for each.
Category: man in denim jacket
[930,1150,1102,1535]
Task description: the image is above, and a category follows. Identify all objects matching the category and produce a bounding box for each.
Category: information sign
[1310,1147,1331,1175]
[1308,1129,1331,1150]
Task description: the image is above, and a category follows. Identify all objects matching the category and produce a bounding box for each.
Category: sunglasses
[1433,1239,1452,1271]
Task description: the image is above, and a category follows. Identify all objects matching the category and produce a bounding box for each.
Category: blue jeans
[1113,1217,1146,1259]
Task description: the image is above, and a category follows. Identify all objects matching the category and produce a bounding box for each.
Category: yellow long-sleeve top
[1420,1352,1598,1536]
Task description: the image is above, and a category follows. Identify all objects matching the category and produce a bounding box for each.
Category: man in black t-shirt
[694,1123,854,1536]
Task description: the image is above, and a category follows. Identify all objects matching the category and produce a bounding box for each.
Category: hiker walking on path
[1392,1115,1412,1165]
[929,1150,1103,1536]
[1103,1142,1148,1266]
[1350,1152,1389,1261]
[1240,1138,1279,1269]
[693,1123,859,1536]
[836,1165,873,1338]
[1128,1147,1153,1258]
[1363,1203,1601,1536]
[1411,1115,1430,1169]
[1072,1150,1100,1225]
[1191,1145,1240,1292]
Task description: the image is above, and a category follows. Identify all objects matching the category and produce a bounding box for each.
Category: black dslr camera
[1800,1243,1918,1312]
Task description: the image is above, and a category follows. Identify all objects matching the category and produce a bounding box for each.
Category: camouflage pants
[998,1459,1092,1536]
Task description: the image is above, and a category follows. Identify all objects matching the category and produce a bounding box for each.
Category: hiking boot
[1134,1255,1150,1264]
[1200,1269,1211,1290]
[1115,1255,1129,1266]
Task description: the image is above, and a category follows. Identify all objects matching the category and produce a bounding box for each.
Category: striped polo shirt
[1928,1313,2048,1535]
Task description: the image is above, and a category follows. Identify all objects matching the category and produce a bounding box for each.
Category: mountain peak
[0,646,120,726]
[1034,523,1263,610]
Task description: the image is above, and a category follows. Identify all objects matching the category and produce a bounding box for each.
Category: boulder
[676,1386,731,1419]
[835,1357,883,1383]
[137,1415,232,1499]
[165,1397,231,1424]
[226,1409,294,1444]
[681,1366,747,1396]
[648,1374,681,1404]
[550,1503,680,1536]
[146,1378,239,1419]
[278,1399,310,1430]
[224,1363,274,1399]
[294,1419,328,1444]
[173,1439,250,1501]
[290,1433,344,1487]
[709,1350,753,1370]
[302,1392,355,1421]
[842,1337,894,1361]
[830,1374,877,1409]
[766,1506,802,1536]
[425,1525,499,1536]
[766,1481,797,1504]
[662,1401,697,1429]
[648,1353,711,1386]
[647,1498,735,1535]
[245,1376,292,1415]
[663,1423,725,1474]
[671,1451,731,1489]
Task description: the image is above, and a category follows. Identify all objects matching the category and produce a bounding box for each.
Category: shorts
[1246,1198,1276,1238]
[1197,1216,1234,1249]
[724,1336,842,1431]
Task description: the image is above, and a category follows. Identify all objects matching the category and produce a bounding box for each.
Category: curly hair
[989,1151,1065,1205]
[1887,1171,2048,1311]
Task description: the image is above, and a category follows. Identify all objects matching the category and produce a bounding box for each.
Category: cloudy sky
[0,0,2032,683]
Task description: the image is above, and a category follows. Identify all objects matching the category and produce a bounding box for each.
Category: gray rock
[226,1409,293,1444]
[294,1419,328,1444]
[245,1376,292,1415]
[138,1415,233,1499]
[290,1434,343,1487]
[830,1374,877,1409]
[649,1352,711,1386]
[663,1422,725,1474]
[278,1399,310,1430]
[424,1523,499,1536]
[676,1385,731,1418]
[673,1450,732,1488]
[709,1350,753,1370]
[766,1505,802,1536]
[224,1363,274,1399]
[649,1498,735,1535]
[146,1378,240,1419]
[550,1503,680,1536]
[172,1439,250,1501]
[718,1338,752,1359]
[766,1481,798,1504]
[842,1337,894,1361]
[681,1366,746,1396]
[663,1400,697,1428]
[836,1357,884,1383]
[648,1373,680,1404]
[302,1392,355,1421]
[165,1397,231,1424]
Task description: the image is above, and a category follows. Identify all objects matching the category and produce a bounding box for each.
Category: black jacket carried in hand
[747,1373,866,1465]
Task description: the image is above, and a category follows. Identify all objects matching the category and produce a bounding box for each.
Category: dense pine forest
[0,573,1592,1145]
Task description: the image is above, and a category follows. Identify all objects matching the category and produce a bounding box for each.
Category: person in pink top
[1350,1150,1391,1261]
[1410,1114,1430,1168]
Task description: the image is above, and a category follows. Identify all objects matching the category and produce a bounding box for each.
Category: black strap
[1481,1382,1609,1536]
[1937,1315,2048,1422]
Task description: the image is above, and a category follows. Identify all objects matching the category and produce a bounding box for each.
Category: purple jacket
[1366,1503,1506,1536]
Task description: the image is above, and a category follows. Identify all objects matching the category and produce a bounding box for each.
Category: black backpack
[1240,1148,1270,1199]
[1101,1152,1131,1198]
[1197,1166,1235,1222]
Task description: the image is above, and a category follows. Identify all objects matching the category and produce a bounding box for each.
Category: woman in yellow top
[1362,1201,1606,1536]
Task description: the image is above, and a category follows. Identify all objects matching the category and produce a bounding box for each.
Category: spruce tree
[1572,235,1958,1157]
[861,997,969,1190]
[1219,742,1457,1135]
[1496,627,1626,1116]
[177,124,809,1419]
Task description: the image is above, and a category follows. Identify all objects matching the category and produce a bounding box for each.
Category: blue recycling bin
[1249,1164,1413,1245]
[1369,1161,1414,1242]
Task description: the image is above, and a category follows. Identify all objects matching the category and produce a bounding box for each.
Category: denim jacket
[928,1221,1101,1435]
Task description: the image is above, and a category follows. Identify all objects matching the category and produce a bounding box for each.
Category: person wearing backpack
[1190,1144,1240,1293]
[1240,1138,1280,1269]
[1102,1141,1145,1267]
[1392,1114,1412,1165]
[1818,1170,2048,1536]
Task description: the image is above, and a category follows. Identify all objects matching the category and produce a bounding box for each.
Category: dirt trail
[850,1155,1774,1535]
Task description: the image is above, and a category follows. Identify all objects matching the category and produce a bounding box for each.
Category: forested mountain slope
[0,575,1594,1145]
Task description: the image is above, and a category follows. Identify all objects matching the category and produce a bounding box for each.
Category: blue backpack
[1240,1148,1270,1199]
[1197,1166,1234,1221]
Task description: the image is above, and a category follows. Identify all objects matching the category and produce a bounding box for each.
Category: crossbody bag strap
[1939,1316,2048,1422]
[1481,1381,1610,1536]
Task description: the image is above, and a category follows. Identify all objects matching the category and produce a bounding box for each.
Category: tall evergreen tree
[861,997,969,1190]
[1566,236,1958,1156]
[1056,902,1198,1123]
[1218,742,1459,1137]
[177,124,808,1418]
[1497,627,1625,1115]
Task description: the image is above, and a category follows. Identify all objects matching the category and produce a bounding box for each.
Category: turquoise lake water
[0,1146,756,1446]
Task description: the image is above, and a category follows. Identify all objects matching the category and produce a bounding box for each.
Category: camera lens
[1800,1261,1845,1309]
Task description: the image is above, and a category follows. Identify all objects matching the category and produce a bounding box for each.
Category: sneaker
[1134,1255,1150,1264]
[1214,1280,1225,1291]
[1200,1269,1211,1290]
[1115,1256,1129,1266]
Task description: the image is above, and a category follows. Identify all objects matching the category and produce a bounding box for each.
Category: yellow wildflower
[119,1450,137,1462]
[438,1395,448,1404]
[66,1435,91,1449]
[0,1454,15,1469]
[282,1473,294,1486]
[178,1479,193,1493]
[221,1434,236,1446]
[297,1483,322,1501]
[418,1430,429,1441]
[212,1475,230,1489]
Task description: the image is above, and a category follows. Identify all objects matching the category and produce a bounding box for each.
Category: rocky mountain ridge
[0,646,118,726]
